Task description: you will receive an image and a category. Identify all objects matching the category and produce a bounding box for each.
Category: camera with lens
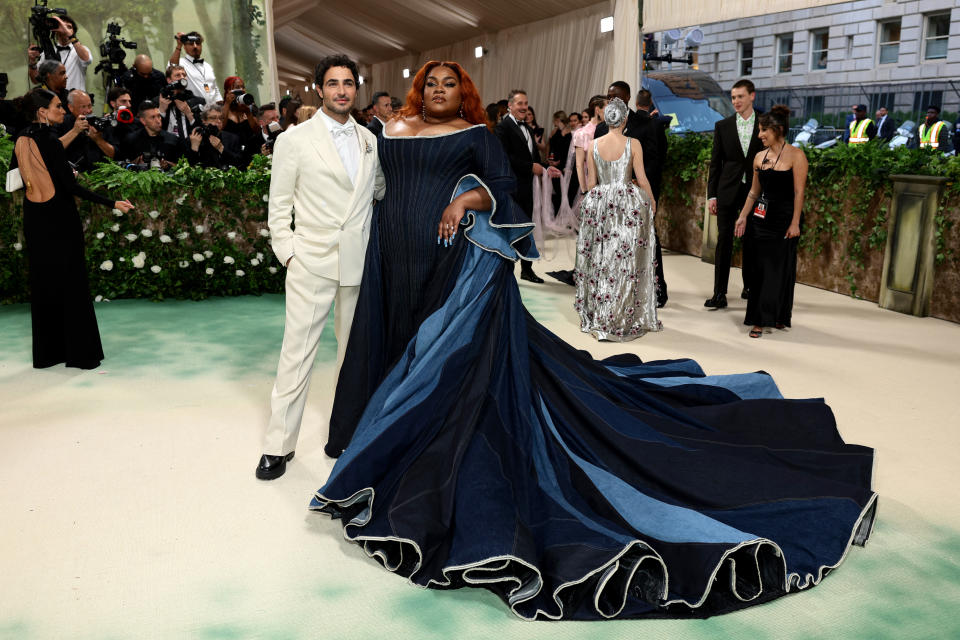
[85,115,109,130]
[115,105,135,124]
[199,123,220,139]
[29,1,68,60]
[178,34,201,45]
[229,88,255,110]
[161,78,188,100]
[94,21,137,90]
[263,121,282,153]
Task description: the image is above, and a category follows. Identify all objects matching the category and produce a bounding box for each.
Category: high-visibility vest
[848,118,874,144]
[919,121,946,149]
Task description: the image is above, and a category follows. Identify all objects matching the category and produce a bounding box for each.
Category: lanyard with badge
[753,145,784,220]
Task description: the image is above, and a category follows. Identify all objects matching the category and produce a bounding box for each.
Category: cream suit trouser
[263,257,358,455]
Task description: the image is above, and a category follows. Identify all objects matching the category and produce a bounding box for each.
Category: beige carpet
[1,238,958,639]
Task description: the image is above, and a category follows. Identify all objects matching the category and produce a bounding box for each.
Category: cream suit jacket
[268,114,385,286]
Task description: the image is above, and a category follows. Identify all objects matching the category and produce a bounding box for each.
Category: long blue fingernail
[437,236,440,245]
[444,239,448,247]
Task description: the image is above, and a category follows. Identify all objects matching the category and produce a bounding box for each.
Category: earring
[459,103,464,118]
[422,102,426,121]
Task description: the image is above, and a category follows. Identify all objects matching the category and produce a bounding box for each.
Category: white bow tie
[331,125,355,140]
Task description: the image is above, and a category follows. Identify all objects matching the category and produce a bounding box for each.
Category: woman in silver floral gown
[574,98,661,341]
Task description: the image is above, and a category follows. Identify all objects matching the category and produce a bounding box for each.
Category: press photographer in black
[186,103,243,169]
[34,60,68,104]
[158,64,199,142]
[256,102,281,155]
[56,89,116,172]
[99,86,137,158]
[117,55,165,112]
[123,100,185,167]
[223,78,260,166]
[27,14,91,93]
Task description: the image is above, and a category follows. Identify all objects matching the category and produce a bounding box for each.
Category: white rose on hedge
[203,250,213,258]
[256,252,264,261]
[13,242,23,251]
[235,269,245,277]
[223,256,235,264]
[111,223,120,232]
[148,210,160,219]
[150,265,161,273]
[205,267,214,275]
[159,234,172,243]
[125,233,138,242]
[179,260,189,268]
[262,194,268,202]
[95,232,104,240]
[175,194,187,205]
[176,232,189,240]
[141,229,153,238]
[250,258,260,266]
[113,208,124,217]
[227,232,237,240]
[195,225,205,233]
[259,229,270,237]
[132,252,146,269]
[94,295,103,302]
[99,260,113,271]
[268,266,277,274]
[119,257,125,262]
[193,253,205,262]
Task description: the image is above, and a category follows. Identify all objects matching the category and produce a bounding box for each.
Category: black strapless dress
[746,167,799,328]
[312,125,875,621]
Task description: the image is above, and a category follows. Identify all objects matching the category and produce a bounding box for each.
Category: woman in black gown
[12,89,134,369]
[312,65,875,620]
[735,106,806,338]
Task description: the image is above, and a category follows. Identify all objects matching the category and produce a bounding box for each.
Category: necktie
[332,125,355,140]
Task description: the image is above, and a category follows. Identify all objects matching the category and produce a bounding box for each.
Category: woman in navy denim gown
[312,62,877,621]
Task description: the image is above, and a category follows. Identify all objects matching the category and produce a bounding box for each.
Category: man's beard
[325,96,352,115]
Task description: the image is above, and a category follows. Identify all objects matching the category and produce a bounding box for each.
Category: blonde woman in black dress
[734,105,807,338]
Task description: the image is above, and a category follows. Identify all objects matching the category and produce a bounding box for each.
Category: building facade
[652,0,960,125]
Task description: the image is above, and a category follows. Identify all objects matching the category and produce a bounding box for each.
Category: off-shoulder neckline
[382,124,486,140]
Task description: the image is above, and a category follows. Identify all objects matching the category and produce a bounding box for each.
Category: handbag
[4,167,23,192]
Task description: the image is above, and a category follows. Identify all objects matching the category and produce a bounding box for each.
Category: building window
[740,40,754,76]
[803,95,824,119]
[869,92,896,115]
[878,19,901,64]
[913,90,944,115]
[810,29,828,70]
[924,13,951,60]
[777,34,794,73]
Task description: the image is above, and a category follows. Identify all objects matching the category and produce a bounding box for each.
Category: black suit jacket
[123,129,185,164]
[876,115,896,141]
[594,108,643,140]
[186,128,244,168]
[367,117,384,137]
[707,114,764,208]
[494,116,541,215]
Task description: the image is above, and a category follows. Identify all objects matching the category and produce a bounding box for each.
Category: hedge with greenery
[1,149,282,304]
[658,133,960,319]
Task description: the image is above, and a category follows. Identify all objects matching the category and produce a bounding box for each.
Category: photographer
[222,76,260,166]
[186,103,243,169]
[158,65,199,141]
[168,31,221,106]
[122,100,185,166]
[117,55,165,111]
[98,86,138,159]
[27,15,91,93]
[56,89,115,172]
[257,102,280,155]
[34,60,68,105]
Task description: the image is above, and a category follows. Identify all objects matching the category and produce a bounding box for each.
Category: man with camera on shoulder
[257,102,281,155]
[187,103,244,169]
[158,64,200,142]
[27,15,91,93]
[56,89,116,172]
[117,54,166,112]
[169,31,221,107]
[123,100,185,167]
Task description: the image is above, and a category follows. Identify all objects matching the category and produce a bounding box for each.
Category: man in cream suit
[256,54,384,480]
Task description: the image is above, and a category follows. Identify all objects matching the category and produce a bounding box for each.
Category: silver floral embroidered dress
[574,138,662,340]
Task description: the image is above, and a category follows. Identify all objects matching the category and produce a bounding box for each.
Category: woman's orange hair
[396,61,486,126]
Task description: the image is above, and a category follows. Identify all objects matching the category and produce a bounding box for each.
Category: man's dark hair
[496,98,508,108]
[36,60,61,85]
[137,100,157,117]
[184,31,204,43]
[107,86,131,105]
[62,16,79,36]
[636,89,653,109]
[165,64,184,80]
[314,54,359,86]
[372,91,389,104]
[508,89,526,103]
[732,79,756,94]
[259,102,276,113]
[927,105,941,113]
[609,80,631,98]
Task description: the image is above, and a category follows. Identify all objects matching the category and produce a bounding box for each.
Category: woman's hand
[437,200,465,246]
[734,215,748,237]
[114,200,135,213]
[785,222,801,239]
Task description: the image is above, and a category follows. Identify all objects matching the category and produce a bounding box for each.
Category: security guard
[847,104,876,144]
[910,105,954,153]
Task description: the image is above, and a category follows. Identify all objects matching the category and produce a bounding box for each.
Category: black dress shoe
[255,451,294,480]
[323,443,344,459]
[741,289,750,300]
[704,294,728,309]
[657,296,668,309]
[520,270,545,284]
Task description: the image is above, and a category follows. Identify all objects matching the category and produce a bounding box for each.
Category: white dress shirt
[510,114,535,156]
[181,52,222,106]
[317,107,360,185]
[40,44,91,93]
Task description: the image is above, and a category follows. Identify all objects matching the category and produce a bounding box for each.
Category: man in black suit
[186,103,244,169]
[123,100,186,166]
[706,79,764,309]
[367,91,392,136]
[875,106,895,141]
[495,89,558,283]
